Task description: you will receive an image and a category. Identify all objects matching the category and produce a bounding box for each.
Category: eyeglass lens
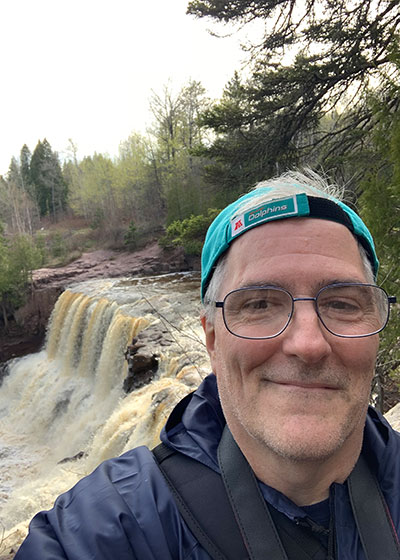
[221,284,389,339]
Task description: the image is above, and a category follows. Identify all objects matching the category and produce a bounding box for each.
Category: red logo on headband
[234,219,243,231]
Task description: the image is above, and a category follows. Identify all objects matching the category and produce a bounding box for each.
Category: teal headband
[201,189,378,301]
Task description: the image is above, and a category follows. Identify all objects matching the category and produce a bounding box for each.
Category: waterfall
[0,273,209,552]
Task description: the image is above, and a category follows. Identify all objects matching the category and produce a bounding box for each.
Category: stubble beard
[217,363,371,464]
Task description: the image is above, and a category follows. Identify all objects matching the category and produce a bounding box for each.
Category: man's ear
[201,314,216,358]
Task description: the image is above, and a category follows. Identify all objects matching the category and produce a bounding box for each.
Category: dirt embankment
[0,242,198,365]
[31,242,188,287]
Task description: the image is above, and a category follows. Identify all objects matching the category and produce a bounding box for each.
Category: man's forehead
[223,218,365,291]
[225,218,364,277]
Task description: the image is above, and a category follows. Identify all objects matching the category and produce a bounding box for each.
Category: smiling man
[15,171,399,560]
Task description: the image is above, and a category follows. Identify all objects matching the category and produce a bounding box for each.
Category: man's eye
[322,299,360,313]
[243,299,269,310]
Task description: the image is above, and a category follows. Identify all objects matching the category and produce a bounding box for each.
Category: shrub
[159,208,220,256]
[34,233,47,266]
[123,221,138,251]
[50,232,67,259]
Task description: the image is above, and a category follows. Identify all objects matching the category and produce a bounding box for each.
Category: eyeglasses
[215,283,397,339]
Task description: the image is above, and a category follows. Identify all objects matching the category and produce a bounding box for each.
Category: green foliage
[33,233,47,266]
[189,0,400,192]
[355,96,400,409]
[11,235,42,284]
[20,144,34,195]
[0,230,42,328]
[30,139,68,219]
[160,208,220,256]
[187,0,278,22]
[49,231,67,259]
[123,221,138,251]
[29,219,101,268]
[149,80,213,222]
[65,147,160,243]
[115,133,166,231]
[197,72,273,194]
[90,208,105,230]
[7,157,24,189]
[62,81,213,236]
[1,161,38,235]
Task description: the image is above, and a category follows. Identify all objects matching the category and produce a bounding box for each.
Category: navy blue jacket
[15,374,400,559]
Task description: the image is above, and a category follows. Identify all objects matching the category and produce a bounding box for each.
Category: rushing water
[0,273,210,553]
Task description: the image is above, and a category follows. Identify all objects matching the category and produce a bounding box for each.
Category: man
[15,171,398,559]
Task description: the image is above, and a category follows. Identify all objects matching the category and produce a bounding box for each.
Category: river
[0,272,210,556]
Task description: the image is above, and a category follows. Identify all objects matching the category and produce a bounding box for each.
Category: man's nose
[281,301,332,364]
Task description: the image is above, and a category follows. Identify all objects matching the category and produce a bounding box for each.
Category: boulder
[123,335,159,393]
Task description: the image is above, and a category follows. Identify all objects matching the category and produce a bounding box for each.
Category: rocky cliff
[0,242,199,365]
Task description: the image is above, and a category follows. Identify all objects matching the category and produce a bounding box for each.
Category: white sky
[0,0,252,177]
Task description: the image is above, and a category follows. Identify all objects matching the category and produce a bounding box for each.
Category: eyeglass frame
[215,282,397,340]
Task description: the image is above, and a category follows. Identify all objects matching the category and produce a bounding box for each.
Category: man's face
[202,218,379,463]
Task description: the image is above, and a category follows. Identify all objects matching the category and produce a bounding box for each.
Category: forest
[0,0,399,407]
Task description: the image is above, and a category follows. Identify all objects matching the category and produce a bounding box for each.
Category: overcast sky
[0,0,253,176]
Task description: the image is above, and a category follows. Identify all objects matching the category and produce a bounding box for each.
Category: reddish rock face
[0,286,62,364]
[0,242,198,365]
[31,242,189,288]
[0,332,46,364]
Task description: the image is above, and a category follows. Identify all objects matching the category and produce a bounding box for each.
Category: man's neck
[230,426,363,507]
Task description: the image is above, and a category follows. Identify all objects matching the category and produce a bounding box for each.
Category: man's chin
[251,418,349,463]
[266,438,343,464]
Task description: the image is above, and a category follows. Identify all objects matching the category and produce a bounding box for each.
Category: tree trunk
[1,302,9,332]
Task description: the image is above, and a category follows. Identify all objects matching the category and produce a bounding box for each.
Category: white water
[0,273,210,554]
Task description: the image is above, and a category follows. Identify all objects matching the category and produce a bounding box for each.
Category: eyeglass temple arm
[215,302,224,308]
[389,296,397,305]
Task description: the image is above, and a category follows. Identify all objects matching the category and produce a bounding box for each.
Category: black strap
[268,507,328,560]
[153,443,248,560]
[218,426,327,560]
[217,427,288,560]
[348,453,400,560]
[154,439,326,560]
[153,431,400,560]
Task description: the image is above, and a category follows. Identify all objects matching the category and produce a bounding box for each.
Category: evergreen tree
[0,224,10,327]
[20,144,33,195]
[357,97,400,409]
[7,157,23,189]
[197,72,265,201]
[30,140,47,215]
[188,0,400,191]
[30,139,68,218]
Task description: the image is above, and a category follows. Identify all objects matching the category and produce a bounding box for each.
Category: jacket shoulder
[15,446,208,560]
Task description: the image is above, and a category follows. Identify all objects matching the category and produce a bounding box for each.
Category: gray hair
[202,170,375,322]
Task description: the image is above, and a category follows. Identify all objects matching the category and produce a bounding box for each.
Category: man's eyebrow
[314,278,369,290]
[235,281,281,289]
[235,278,368,291]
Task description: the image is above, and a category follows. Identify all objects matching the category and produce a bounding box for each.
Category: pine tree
[20,144,33,195]
[188,0,400,191]
[30,139,68,218]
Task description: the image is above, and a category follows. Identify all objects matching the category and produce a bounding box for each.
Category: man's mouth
[271,380,339,391]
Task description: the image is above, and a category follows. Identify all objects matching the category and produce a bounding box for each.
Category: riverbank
[0,242,200,365]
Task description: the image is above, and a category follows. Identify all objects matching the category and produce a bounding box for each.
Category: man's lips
[269,380,340,390]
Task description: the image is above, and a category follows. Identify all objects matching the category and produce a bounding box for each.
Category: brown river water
[0,273,210,555]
